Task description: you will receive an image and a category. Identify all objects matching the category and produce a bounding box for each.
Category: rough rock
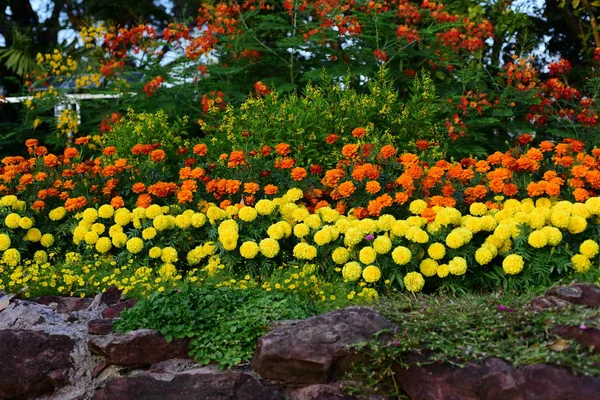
[92,368,285,400]
[532,284,600,310]
[100,286,122,306]
[0,329,75,399]
[88,319,115,335]
[101,299,137,319]
[88,329,191,367]
[34,296,94,314]
[553,325,600,354]
[252,307,393,384]
[394,355,600,400]
[289,383,361,400]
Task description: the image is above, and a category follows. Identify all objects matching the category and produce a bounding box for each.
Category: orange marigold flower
[517,133,533,145]
[44,154,59,168]
[275,157,296,169]
[352,127,367,138]
[421,207,436,222]
[569,177,586,188]
[228,150,245,168]
[527,182,543,197]
[64,147,79,159]
[365,180,381,194]
[177,189,194,203]
[398,153,419,166]
[260,145,272,157]
[322,169,345,187]
[132,183,146,193]
[367,193,392,216]
[394,191,410,204]
[103,146,117,156]
[275,143,291,156]
[264,184,278,195]
[32,200,45,210]
[25,139,39,147]
[353,207,370,219]
[147,182,178,197]
[545,182,561,197]
[571,165,588,178]
[74,136,90,145]
[151,149,166,162]
[341,144,359,159]
[225,180,241,194]
[415,139,430,151]
[19,174,34,185]
[193,143,208,156]
[291,167,307,181]
[34,146,48,156]
[244,182,260,194]
[573,187,590,202]
[220,200,232,210]
[111,196,125,209]
[136,193,152,208]
[586,170,600,189]
[525,148,543,161]
[326,134,339,144]
[181,180,198,192]
[337,181,356,198]
[65,196,87,211]
[475,160,490,173]
[441,183,455,196]
[539,141,555,152]
[503,183,519,196]
[379,145,397,159]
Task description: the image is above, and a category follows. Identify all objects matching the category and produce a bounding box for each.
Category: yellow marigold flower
[292,207,310,222]
[225,205,239,218]
[0,195,18,206]
[541,226,562,246]
[33,250,48,264]
[427,242,446,260]
[18,217,33,229]
[161,247,178,263]
[175,214,191,229]
[567,216,587,234]
[65,252,81,263]
[259,238,280,258]
[293,243,317,260]
[480,215,497,231]
[420,258,439,277]
[48,207,67,221]
[360,218,378,234]
[98,204,114,219]
[305,214,322,230]
[293,223,310,238]
[437,264,450,278]
[206,206,225,222]
[149,246,162,258]
[191,213,207,228]
[502,254,524,275]
[267,224,285,240]
[391,220,410,237]
[373,236,392,254]
[470,202,488,216]
[153,215,170,231]
[362,265,381,283]
[95,237,112,254]
[319,207,340,223]
[580,240,599,259]
[448,256,467,276]
[145,204,163,219]
[571,254,591,273]
[528,230,547,248]
[126,237,144,254]
[114,209,131,227]
[344,227,363,247]
[84,231,99,245]
[142,227,157,240]
[82,208,98,223]
[286,188,303,202]
[342,261,362,281]
[0,234,11,251]
[332,247,350,264]
[359,247,377,264]
[445,230,464,249]
[409,199,428,215]
[392,246,412,265]
[159,263,177,279]
[255,199,275,216]
[111,232,128,248]
[238,206,257,222]
[3,248,20,267]
[240,241,259,259]
[550,211,570,229]
[572,203,590,219]
[91,223,105,235]
[314,229,332,246]
[585,197,600,215]
[464,217,483,233]
[404,272,425,292]
[40,233,54,248]
[535,197,552,208]
[109,224,123,237]
[24,228,42,242]
[475,247,494,265]
[377,214,396,231]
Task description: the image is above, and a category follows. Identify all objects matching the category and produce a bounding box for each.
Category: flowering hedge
[1,188,599,300]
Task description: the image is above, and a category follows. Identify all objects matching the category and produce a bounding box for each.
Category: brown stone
[92,369,284,400]
[0,329,75,399]
[252,307,393,384]
[553,325,600,353]
[394,355,600,400]
[102,298,137,319]
[100,286,122,306]
[88,329,191,367]
[289,383,360,400]
[33,295,93,313]
[88,318,114,335]
[545,284,600,307]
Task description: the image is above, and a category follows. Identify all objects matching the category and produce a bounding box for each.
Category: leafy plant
[114,284,316,368]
